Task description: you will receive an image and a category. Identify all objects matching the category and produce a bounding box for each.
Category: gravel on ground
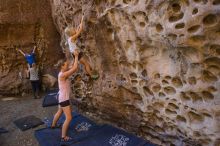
[0,95,57,146]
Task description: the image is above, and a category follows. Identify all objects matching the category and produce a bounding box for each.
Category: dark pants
[31,80,40,97]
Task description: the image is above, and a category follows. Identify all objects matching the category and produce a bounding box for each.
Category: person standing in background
[27,63,40,99]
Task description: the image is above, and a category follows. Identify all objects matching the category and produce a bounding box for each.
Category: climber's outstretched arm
[60,51,79,79]
[32,46,36,53]
[16,48,25,56]
[71,16,84,40]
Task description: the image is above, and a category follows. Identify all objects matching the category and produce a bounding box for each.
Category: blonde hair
[64,26,76,37]
[56,59,66,69]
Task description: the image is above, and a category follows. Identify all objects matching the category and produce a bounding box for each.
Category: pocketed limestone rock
[49,0,220,145]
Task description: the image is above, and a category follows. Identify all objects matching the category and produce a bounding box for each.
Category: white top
[58,72,71,103]
[29,68,39,81]
[68,37,78,53]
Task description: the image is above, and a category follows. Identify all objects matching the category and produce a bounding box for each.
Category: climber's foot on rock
[91,70,99,80]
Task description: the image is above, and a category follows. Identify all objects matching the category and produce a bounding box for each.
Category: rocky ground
[0,94,57,146]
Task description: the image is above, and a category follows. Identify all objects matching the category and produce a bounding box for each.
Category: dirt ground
[0,95,57,146]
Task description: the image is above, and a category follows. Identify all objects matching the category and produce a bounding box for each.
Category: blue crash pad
[42,90,59,107]
[36,112,156,146]
[44,111,80,128]
[14,115,44,131]
[36,114,103,146]
[35,128,61,146]
[71,124,155,146]
[0,128,8,134]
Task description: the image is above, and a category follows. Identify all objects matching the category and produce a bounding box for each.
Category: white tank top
[58,72,71,103]
[68,37,78,53]
[29,67,39,81]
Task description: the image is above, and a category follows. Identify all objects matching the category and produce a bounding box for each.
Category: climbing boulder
[41,74,57,89]
[50,0,220,145]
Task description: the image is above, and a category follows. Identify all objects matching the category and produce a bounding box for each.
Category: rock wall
[50,0,220,145]
[0,0,63,95]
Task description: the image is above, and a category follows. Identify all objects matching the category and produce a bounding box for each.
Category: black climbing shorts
[59,100,70,107]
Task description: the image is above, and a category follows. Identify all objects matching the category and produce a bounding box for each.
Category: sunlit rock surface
[0,0,62,95]
[0,0,218,145]
[50,0,220,145]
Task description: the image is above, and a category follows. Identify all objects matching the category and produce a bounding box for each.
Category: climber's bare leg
[79,56,92,76]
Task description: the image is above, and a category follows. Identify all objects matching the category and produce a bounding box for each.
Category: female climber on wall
[16,44,36,68]
[51,50,79,144]
[64,15,99,80]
